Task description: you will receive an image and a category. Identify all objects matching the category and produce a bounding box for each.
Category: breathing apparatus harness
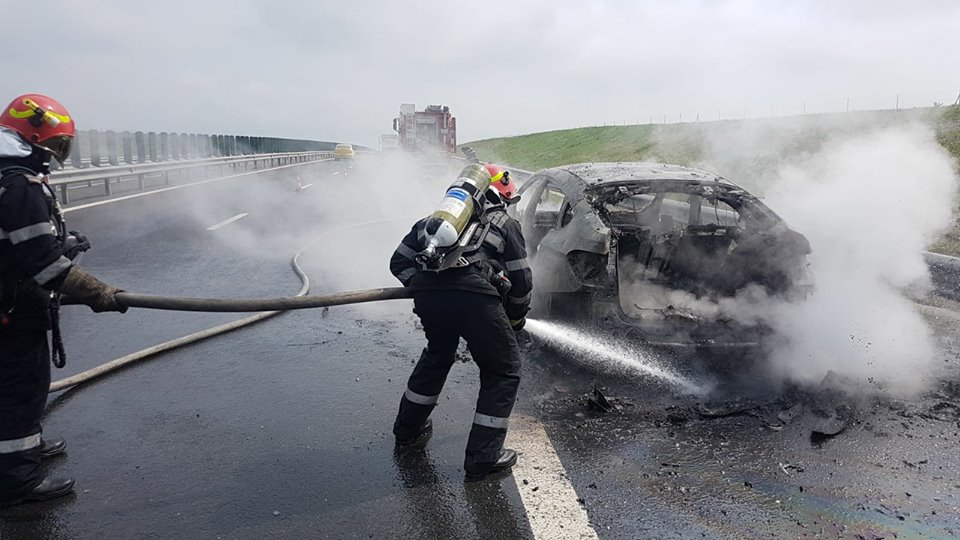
[414,195,513,297]
[0,165,89,368]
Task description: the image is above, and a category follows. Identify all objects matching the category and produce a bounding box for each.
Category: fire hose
[113,287,413,312]
[50,221,413,393]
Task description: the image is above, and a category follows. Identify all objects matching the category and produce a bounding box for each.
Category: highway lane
[2,155,959,538]
[0,157,579,539]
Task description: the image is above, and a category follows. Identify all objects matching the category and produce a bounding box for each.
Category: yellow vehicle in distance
[334,143,356,160]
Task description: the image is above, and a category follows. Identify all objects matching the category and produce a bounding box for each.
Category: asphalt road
[2,156,960,539]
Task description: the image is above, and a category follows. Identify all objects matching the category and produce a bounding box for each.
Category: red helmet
[484,163,516,201]
[0,94,76,164]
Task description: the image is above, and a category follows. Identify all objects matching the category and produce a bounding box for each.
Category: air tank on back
[415,163,493,267]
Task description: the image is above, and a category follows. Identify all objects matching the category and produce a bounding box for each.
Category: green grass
[464,106,959,171]
[463,123,695,171]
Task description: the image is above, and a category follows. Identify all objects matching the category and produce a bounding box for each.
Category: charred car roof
[525,161,776,227]
[559,162,735,186]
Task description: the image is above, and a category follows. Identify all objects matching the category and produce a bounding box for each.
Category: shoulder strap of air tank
[482,208,509,229]
[0,166,42,185]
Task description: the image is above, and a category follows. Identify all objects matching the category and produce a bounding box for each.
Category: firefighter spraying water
[390,163,532,481]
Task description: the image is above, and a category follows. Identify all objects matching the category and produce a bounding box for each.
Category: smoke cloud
[758,125,958,394]
[616,122,958,395]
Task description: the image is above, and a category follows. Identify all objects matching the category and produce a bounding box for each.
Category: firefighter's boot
[39,437,66,459]
[395,418,433,447]
[464,448,517,481]
[0,476,74,507]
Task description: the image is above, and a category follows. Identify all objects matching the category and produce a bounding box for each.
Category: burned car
[514,162,811,348]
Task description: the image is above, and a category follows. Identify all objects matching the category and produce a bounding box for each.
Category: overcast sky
[4,0,957,146]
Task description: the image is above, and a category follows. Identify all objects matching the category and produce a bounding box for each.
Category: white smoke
[757,125,958,394]
[626,120,959,395]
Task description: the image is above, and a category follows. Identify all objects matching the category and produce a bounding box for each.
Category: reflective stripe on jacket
[390,206,532,318]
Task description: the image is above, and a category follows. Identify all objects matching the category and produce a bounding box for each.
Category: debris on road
[695,399,760,418]
[587,386,615,413]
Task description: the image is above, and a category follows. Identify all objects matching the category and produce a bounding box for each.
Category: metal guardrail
[51,151,332,204]
[61,129,338,169]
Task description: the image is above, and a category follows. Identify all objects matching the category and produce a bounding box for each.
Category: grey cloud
[2,0,956,146]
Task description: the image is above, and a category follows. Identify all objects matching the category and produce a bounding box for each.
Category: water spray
[524,319,710,395]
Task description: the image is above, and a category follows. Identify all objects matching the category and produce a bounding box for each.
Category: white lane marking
[62,158,333,214]
[206,213,248,231]
[507,415,599,539]
[298,183,313,190]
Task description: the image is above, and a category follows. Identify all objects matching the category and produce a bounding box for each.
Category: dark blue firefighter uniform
[389,201,533,471]
[0,166,74,502]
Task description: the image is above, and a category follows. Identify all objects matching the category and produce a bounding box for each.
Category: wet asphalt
[1,157,959,539]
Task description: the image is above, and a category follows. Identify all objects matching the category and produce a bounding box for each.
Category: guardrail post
[122,132,134,164]
[89,130,102,167]
[104,177,112,197]
[173,133,182,159]
[69,131,83,168]
[159,132,169,161]
[135,132,146,164]
[147,132,158,162]
[137,173,145,190]
[105,130,119,166]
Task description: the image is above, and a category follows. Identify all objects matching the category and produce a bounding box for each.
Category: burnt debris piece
[588,386,615,413]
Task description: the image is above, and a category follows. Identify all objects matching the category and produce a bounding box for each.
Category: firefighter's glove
[510,318,526,332]
[60,267,127,313]
[63,230,91,261]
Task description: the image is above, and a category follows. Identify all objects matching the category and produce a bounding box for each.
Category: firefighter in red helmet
[0,94,127,506]
[485,163,518,203]
[389,163,532,480]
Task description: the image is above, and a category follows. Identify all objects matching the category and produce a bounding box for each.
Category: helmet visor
[40,135,73,165]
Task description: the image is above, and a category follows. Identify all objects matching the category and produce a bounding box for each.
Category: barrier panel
[89,130,102,167]
[106,131,119,166]
[51,126,339,173]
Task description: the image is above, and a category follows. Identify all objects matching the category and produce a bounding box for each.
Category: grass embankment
[464,106,960,255]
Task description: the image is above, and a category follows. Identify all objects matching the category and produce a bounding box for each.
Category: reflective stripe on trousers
[0,434,41,454]
[404,388,439,406]
[473,412,509,430]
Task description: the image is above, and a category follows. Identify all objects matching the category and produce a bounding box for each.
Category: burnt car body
[514,162,811,348]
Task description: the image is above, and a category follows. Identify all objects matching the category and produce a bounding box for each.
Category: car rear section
[524,163,811,349]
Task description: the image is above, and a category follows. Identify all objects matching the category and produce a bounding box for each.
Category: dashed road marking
[206,213,248,231]
[507,415,599,539]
